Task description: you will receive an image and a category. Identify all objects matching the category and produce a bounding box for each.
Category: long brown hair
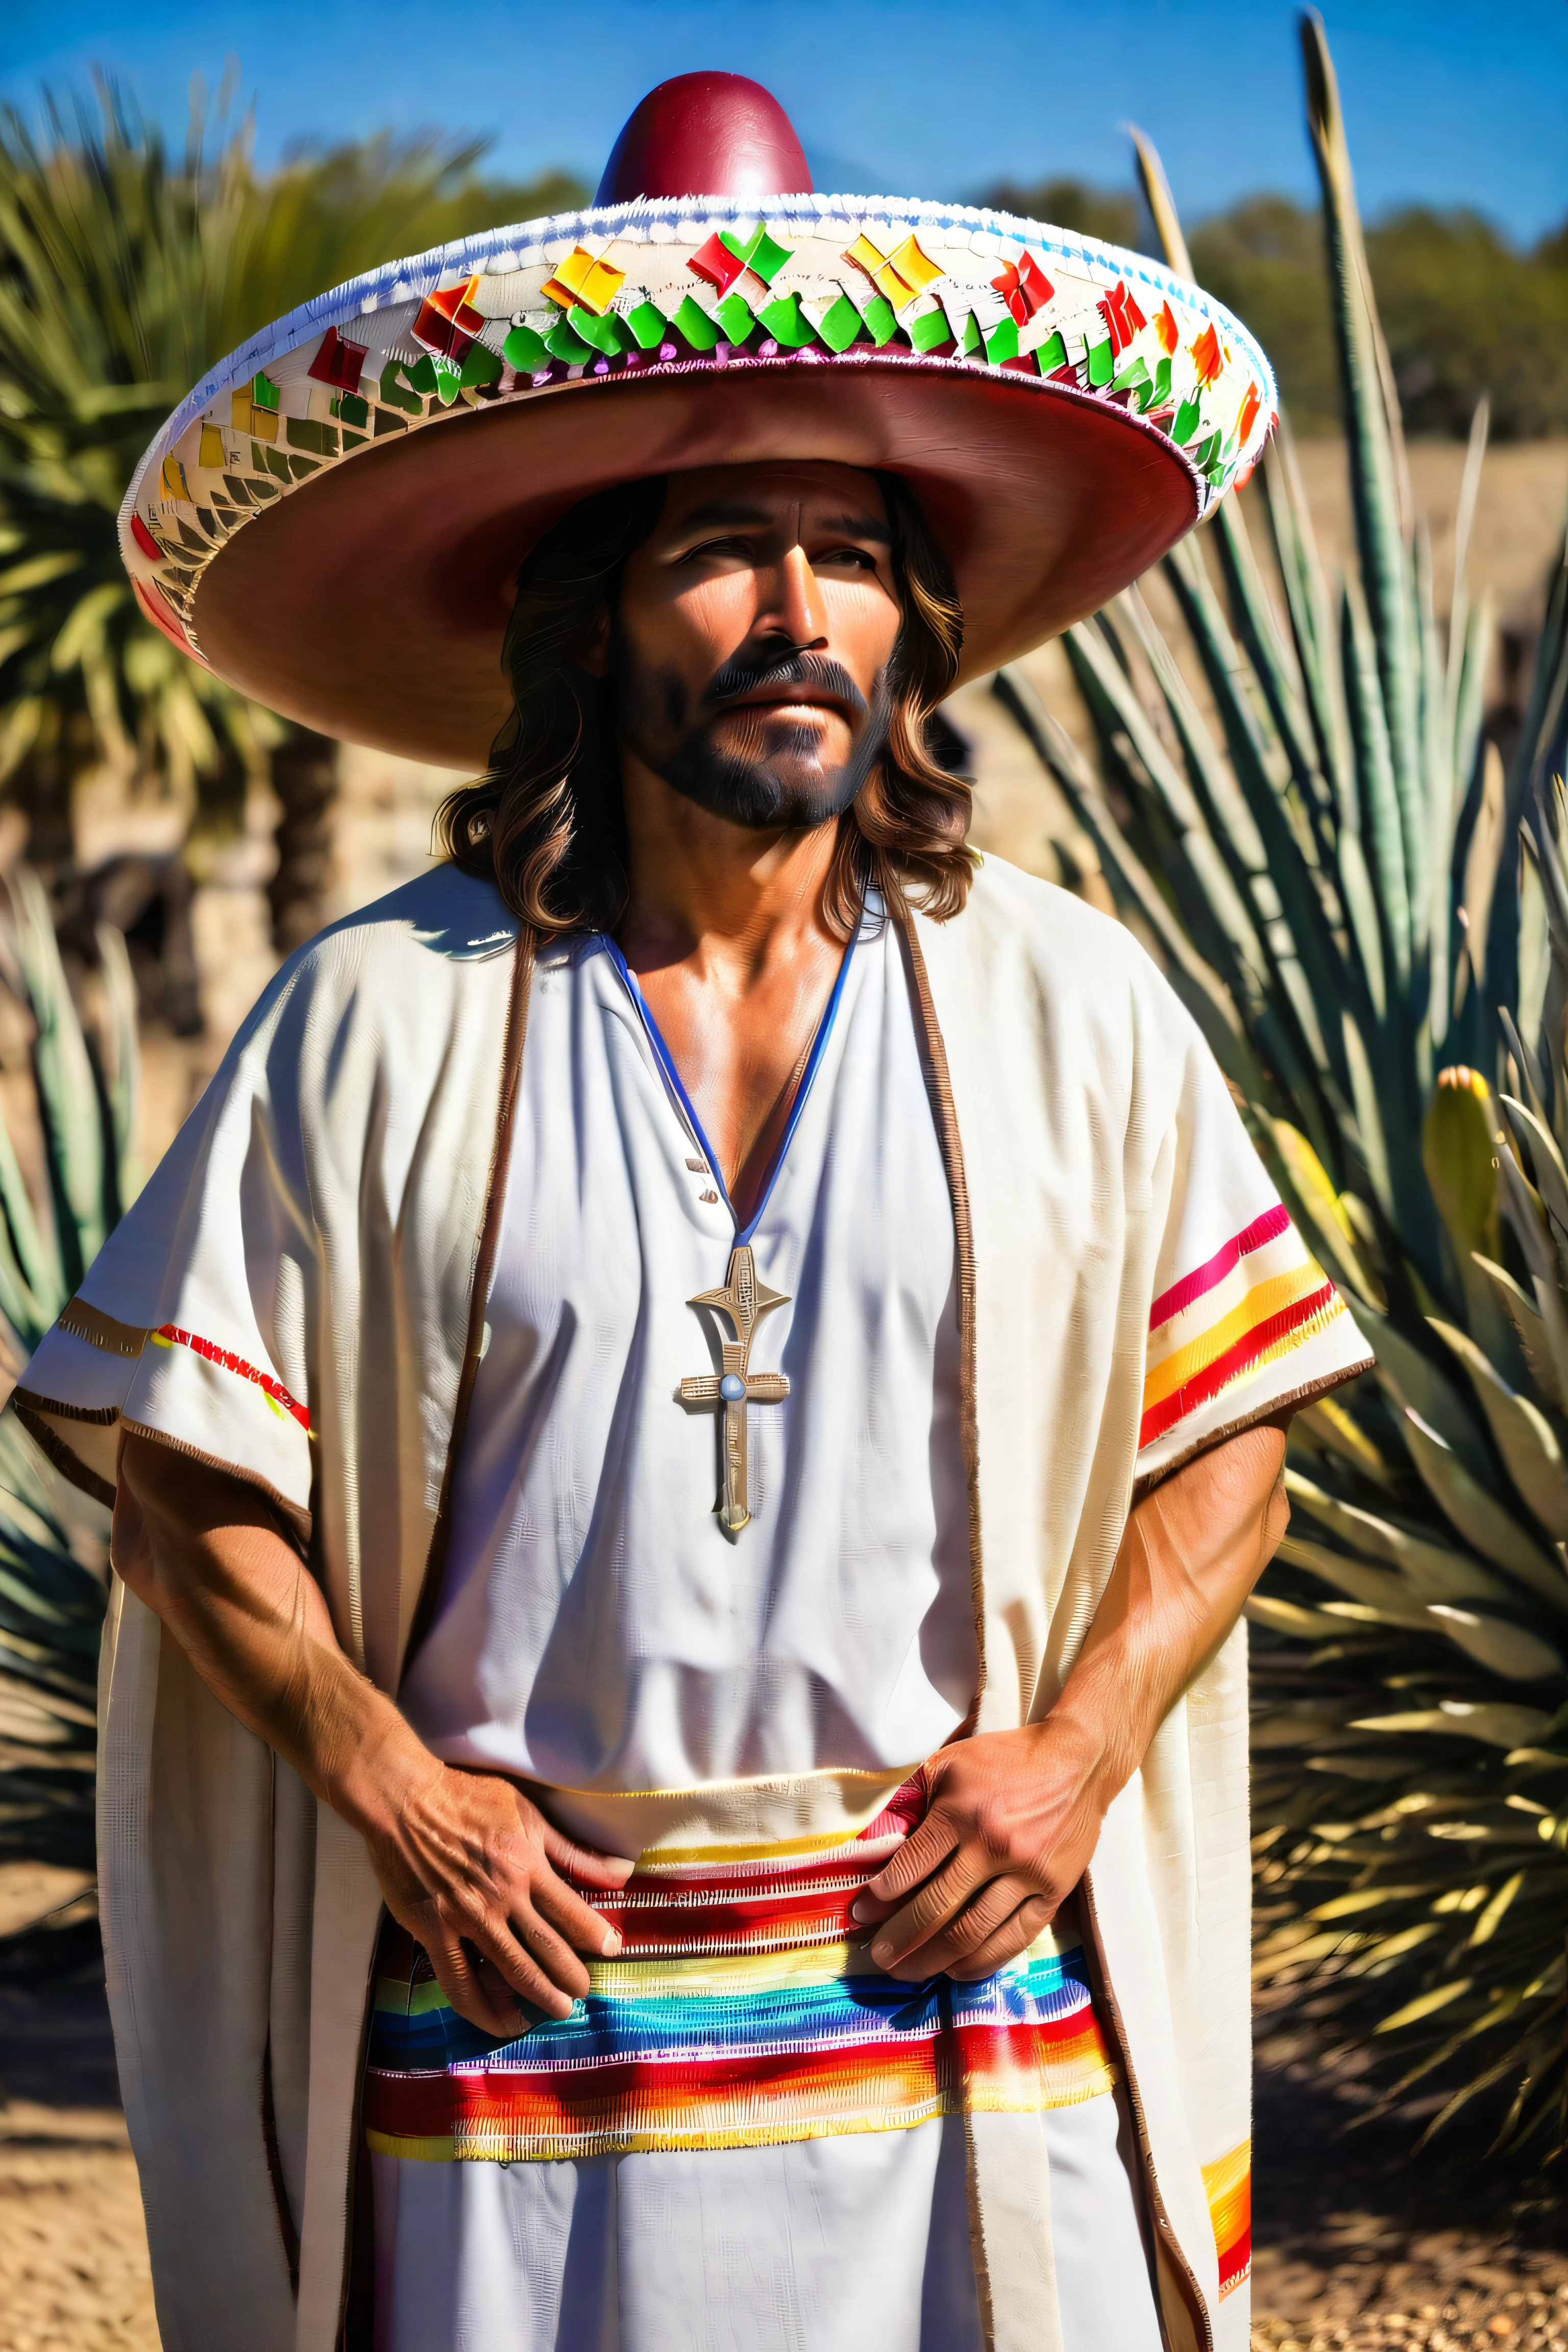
[437,471,975,937]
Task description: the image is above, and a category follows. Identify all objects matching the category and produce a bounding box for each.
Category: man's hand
[114,1432,634,2038]
[851,1719,1106,1980]
[354,1754,632,2035]
[855,1414,1291,1985]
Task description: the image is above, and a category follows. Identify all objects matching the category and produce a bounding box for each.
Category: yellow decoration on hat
[541,246,628,317]
[844,231,943,314]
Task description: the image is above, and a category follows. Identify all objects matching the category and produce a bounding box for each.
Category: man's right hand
[355,1753,633,2033]
[114,1432,633,2039]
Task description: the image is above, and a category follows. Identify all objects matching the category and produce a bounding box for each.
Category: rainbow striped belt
[364,1780,1118,2164]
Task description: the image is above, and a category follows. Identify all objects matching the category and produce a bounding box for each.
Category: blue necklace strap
[601,915,861,1238]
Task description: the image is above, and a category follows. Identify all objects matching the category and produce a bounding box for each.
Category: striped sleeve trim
[1140,1208,1345,1451]
[149,1324,311,1433]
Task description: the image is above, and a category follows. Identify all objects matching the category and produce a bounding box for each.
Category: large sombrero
[119,72,1275,768]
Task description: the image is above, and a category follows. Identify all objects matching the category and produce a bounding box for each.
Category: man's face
[605,462,903,832]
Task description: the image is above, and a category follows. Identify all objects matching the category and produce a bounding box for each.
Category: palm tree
[0,77,583,944]
[1002,13,1568,2161]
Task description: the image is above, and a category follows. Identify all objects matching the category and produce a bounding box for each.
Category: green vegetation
[1002,14,1568,2162]
[0,870,135,1873]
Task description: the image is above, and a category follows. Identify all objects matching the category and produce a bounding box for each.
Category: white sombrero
[119,72,1275,768]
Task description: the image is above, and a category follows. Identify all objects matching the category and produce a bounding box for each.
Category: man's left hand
[850,1720,1108,1982]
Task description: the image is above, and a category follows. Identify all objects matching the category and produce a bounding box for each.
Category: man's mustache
[703,648,868,721]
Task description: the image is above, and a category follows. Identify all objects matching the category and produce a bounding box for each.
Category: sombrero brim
[121,192,1275,769]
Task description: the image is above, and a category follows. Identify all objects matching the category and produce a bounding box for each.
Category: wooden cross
[678,1243,791,1535]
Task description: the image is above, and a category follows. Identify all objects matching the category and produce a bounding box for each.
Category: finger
[540,1823,636,1890]
[945,1894,1059,1982]
[854,1810,962,1920]
[529,1867,625,1958]
[866,1848,983,1969]
[421,1926,529,2037]
[442,1901,579,2021]
[497,1902,594,2004]
[889,1877,1043,1981]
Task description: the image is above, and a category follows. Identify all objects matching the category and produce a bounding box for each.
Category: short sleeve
[1135,1025,1373,1485]
[12,966,318,1532]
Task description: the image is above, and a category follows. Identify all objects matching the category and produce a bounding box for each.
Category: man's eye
[817,547,879,571]
[678,536,751,565]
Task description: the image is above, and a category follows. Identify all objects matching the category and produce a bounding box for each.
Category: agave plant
[999,12,1568,2162]
[0,869,135,1878]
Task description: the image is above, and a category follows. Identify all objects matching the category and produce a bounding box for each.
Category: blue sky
[4,1,1566,244]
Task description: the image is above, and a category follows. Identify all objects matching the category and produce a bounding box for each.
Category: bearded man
[14,71,1368,2352]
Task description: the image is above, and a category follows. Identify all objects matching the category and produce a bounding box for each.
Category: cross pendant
[678,1243,791,1535]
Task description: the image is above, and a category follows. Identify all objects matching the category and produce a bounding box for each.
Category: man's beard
[610,634,893,831]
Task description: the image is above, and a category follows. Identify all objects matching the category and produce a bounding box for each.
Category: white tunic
[383,912,1160,2352]
[399,907,978,1789]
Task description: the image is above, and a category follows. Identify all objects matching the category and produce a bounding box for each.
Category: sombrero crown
[121,71,1275,767]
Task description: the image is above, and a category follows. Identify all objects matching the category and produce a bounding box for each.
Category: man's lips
[712,687,854,720]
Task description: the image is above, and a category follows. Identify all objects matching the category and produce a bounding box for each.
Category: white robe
[10,857,1371,2352]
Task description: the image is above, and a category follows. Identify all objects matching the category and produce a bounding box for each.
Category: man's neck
[614,751,845,988]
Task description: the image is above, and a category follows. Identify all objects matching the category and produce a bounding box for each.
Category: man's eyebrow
[817,510,892,547]
[668,499,892,546]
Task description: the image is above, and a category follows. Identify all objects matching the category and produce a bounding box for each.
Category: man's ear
[576,606,611,679]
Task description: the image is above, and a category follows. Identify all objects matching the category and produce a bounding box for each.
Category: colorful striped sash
[364,1780,1118,2164]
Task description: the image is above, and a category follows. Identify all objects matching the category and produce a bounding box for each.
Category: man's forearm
[1049,1414,1290,1807]
[113,1431,429,1831]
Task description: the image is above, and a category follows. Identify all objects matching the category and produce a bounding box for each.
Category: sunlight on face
[611,461,904,831]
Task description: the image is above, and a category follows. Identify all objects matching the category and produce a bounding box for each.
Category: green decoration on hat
[672,296,720,352]
[460,342,503,389]
[379,364,422,415]
[716,292,755,344]
[543,318,596,366]
[757,293,816,349]
[568,308,631,358]
[909,307,950,353]
[960,313,983,357]
[502,322,548,371]
[1085,338,1114,387]
[858,294,899,348]
[984,315,1020,365]
[1036,329,1067,371]
[286,416,338,458]
[720,223,793,286]
[625,301,669,350]
[251,374,281,413]
[1170,397,1201,445]
[339,393,370,428]
[815,294,863,354]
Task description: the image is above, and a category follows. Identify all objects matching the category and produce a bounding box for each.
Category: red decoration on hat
[413,278,484,363]
[1190,322,1223,385]
[688,231,748,295]
[130,512,161,564]
[1098,281,1148,358]
[595,72,813,204]
[308,325,369,396]
[991,253,1054,327]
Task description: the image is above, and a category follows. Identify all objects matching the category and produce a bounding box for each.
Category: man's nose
[765,546,826,647]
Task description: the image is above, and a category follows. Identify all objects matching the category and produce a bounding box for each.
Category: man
[15,71,1367,2352]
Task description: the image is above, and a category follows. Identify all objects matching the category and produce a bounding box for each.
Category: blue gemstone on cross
[719,1371,747,1402]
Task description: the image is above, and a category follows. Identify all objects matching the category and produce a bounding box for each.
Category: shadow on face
[608,461,905,831]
